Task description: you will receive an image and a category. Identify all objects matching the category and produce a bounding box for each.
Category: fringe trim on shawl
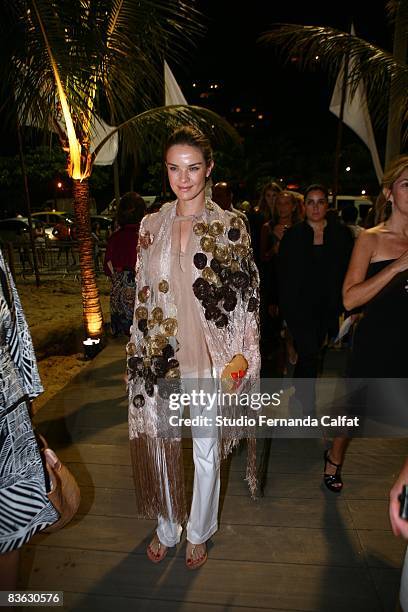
[220,436,239,460]
[129,436,187,524]
[130,434,257,523]
[245,437,258,499]
[221,436,258,499]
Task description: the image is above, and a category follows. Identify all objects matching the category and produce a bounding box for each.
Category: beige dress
[171,214,212,378]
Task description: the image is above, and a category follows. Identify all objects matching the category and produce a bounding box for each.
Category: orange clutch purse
[221,354,248,392]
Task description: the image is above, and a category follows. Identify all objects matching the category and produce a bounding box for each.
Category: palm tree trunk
[72,178,104,338]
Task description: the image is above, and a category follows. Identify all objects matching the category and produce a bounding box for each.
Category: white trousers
[156,370,221,547]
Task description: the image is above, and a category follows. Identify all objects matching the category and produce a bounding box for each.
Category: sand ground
[17,276,113,413]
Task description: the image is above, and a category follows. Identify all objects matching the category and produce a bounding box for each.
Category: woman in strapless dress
[323,155,408,492]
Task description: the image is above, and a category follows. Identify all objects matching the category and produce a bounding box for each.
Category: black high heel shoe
[323,449,343,493]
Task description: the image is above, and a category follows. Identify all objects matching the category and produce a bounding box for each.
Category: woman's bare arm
[342,230,408,310]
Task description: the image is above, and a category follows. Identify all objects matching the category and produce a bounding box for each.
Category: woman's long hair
[381,155,408,221]
[116,192,146,227]
[256,181,282,221]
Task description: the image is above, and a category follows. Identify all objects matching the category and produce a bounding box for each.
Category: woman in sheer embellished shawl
[127,127,260,569]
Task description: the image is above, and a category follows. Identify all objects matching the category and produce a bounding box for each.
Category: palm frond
[102,0,205,122]
[260,24,408,137]
[1,0,97,134]
[0,0,205,136]
[386,0,408,30]
[260,24,394,78]
[93,105,240,165]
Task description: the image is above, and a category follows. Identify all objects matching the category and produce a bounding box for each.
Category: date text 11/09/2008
[167,415,360,428]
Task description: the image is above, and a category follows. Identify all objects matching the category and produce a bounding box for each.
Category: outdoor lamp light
[83,337,101,360]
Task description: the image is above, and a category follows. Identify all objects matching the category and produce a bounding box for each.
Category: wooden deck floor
[21,338,408,611]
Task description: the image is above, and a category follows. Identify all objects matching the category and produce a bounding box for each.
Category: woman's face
[389,168,408,214]
[166,144,212,203]
[276,195,295,221]
[264,189,277,210]
[305,189,328,223]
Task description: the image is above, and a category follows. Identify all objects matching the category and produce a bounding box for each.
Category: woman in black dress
[260,190,302,367]
[325,155,408,491]
[278,184,353,394]
[260,190,302,303]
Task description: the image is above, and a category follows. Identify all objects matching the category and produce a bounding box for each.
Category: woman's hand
[221,354,248,392]
[389,459,408,539]
[273,225,286,241]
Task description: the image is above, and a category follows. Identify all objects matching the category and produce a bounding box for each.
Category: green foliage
[0,144,110,216]
[0,0,204,133]
[212,149,245,184]
[0,146,65,187]
[141,161,163,195]
[0,0,238,171]
[89,166,111,193]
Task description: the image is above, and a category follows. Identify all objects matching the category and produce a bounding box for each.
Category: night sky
[181,0,390,125]
[167,0,393,193]
[0,1,396,208]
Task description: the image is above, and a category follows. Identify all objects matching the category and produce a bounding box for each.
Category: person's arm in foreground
[390,459,408,539]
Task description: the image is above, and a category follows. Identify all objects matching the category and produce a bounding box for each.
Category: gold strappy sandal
[186,542,208,570]
[146,533,168,563]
